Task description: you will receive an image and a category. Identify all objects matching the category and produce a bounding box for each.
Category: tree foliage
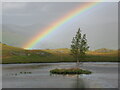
[71,28,89,62]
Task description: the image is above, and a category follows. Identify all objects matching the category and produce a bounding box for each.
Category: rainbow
[23,1,103,49]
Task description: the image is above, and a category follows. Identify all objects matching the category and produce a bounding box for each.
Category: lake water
[2,62,118,88]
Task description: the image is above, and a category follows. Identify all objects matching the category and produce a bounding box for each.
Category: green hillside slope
[1,43,119,64]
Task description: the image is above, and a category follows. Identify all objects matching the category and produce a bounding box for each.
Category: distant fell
[94,48,115,53]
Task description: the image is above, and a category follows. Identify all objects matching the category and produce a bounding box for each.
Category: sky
[2,2,118,50]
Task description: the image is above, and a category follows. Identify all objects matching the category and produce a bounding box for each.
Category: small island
[50,28,92,75]
[50,68,92,75]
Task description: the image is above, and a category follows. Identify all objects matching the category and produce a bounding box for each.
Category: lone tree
[71,28,89,67]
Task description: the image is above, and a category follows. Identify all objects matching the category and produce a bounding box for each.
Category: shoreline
[1,61,119,64]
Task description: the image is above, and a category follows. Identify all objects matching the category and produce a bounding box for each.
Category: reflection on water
[2,62,118,88]
[49,74,86,88]
[73,75,85,88]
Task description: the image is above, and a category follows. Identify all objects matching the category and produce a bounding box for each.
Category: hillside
[1,43,119,64]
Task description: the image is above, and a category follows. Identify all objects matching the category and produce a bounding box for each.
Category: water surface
[2,62,118,88]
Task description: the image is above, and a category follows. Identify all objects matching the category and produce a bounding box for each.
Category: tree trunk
[76,56,79,68]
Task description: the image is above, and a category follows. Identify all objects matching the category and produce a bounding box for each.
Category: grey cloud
[2,2,118,50]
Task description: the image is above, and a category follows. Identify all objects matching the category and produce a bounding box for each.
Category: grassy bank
[1,43,119,64]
